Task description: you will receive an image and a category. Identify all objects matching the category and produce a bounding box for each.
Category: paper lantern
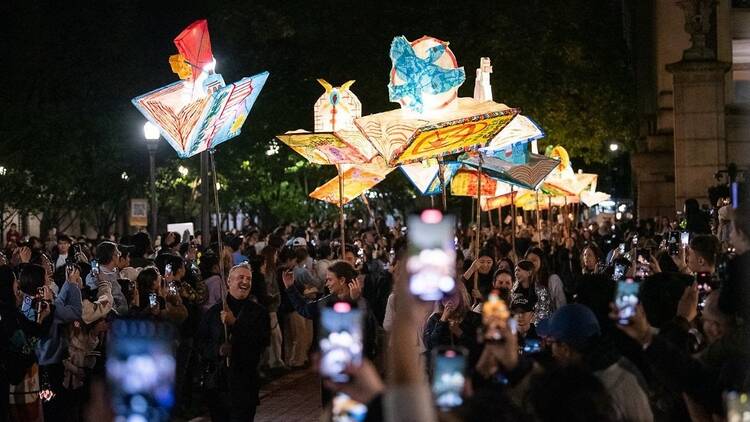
[275,130,378,165]
[459,153,559,191]
[314,80,362,132]
[355,98,518,166]
[400,160,461,195]
[309,158,395,204]
[133,72,269,158]
[388,36,465,114]
[132,19,269,158]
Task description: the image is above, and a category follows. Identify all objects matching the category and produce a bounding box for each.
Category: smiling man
[197,262,270,421]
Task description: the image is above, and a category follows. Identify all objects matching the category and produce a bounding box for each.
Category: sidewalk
[255,368,322,421]
[185,368,323,422]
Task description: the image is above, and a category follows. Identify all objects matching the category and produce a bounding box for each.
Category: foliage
[0,0,636,235]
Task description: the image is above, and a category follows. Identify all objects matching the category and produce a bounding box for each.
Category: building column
[667,60,731,209]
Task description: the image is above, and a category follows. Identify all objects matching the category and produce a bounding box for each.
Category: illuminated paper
[389,36,465,113]
[276,130,378,165]
[543,172,598,197]
[310,159,395,204]
[450,169,499,197]
[581,191,611,207]
[174,19,214,83]
[481,115,545,157]
[356,98,518,166]
[133,72,269,158]
[314,80,361,132]
[460,153,559,191]
[514,192,578,211]
[132,19,268,158]
[400,160,460,195]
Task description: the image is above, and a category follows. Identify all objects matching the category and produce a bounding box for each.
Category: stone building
[630,0,749,218]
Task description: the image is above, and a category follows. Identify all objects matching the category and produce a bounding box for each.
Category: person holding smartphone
[281,260,379,363]
[132,267,187,324]
[84,241,128,315]
[35,262,83,421]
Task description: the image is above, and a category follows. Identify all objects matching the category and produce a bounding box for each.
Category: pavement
[187,368,322,422]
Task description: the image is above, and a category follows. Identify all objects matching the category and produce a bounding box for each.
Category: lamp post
[144,122,160,242]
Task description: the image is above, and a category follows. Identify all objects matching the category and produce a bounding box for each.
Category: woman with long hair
[463,248,496,303]
[581,244,603,275]
[423,282,482,368]
[513,260,552,324]
[525,247,566,313]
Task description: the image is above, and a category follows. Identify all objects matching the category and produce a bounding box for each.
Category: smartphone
[680,231,690,247]
[319,300,363,383]
[164,263,173,278]
[149,292,158,308]
[106,319,176,422]
[90,259,100,277]
[614,279,640,325]
[406,209,456,301]
[522,338,542,354]
[481,291,511,342]
[668,231,680,256]
[331,393,368,422]
[431,346,467,411]
[168,282,178,296]
[612,263,627,281]
[731,182,740,209]
[695,272,713,311]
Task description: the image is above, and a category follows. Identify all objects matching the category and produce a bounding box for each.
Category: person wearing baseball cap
[510,295,538,341]
[537,304,653,422]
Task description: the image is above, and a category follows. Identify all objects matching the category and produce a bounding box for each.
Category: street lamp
[609,142,619,152]
[144,121,160,241]
[178,165,188,177]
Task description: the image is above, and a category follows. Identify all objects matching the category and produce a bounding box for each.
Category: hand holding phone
[319,301,363,383]
[407,210,456,301]
[148,292,158,309]
[614,280,640,325]
[107,319,176,422]
[431,346,467,410]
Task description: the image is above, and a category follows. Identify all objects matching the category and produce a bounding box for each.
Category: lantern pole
[337,165,346,258]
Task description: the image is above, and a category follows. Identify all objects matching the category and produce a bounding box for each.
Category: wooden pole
[511,186,517,259]
[337,165,346,258]
[535,190,541,239]
[548,195,552,227]
[563,196,569,238]
[473,157,483,292]
[498,206,503,231]
[438,157,448,211]
[209,150,230,367]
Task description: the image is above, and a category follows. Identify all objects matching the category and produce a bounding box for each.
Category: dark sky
[0,0,633,199]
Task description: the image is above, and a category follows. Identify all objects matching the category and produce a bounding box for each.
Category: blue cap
[536,304,600,349]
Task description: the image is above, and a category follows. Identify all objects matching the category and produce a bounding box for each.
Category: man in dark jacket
[198,263,270,421]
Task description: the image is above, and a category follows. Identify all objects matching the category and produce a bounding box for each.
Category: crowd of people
[0,195,748,421]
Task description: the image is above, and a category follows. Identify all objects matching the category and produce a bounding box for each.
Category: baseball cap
[510,296,534,314]
[536,304,600,349]
[292,237,307,247]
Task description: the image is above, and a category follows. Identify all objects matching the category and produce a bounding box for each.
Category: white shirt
[55,254,68,270]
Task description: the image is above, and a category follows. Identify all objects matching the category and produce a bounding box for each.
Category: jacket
[36,280,82,366]
[197,295,270,400]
